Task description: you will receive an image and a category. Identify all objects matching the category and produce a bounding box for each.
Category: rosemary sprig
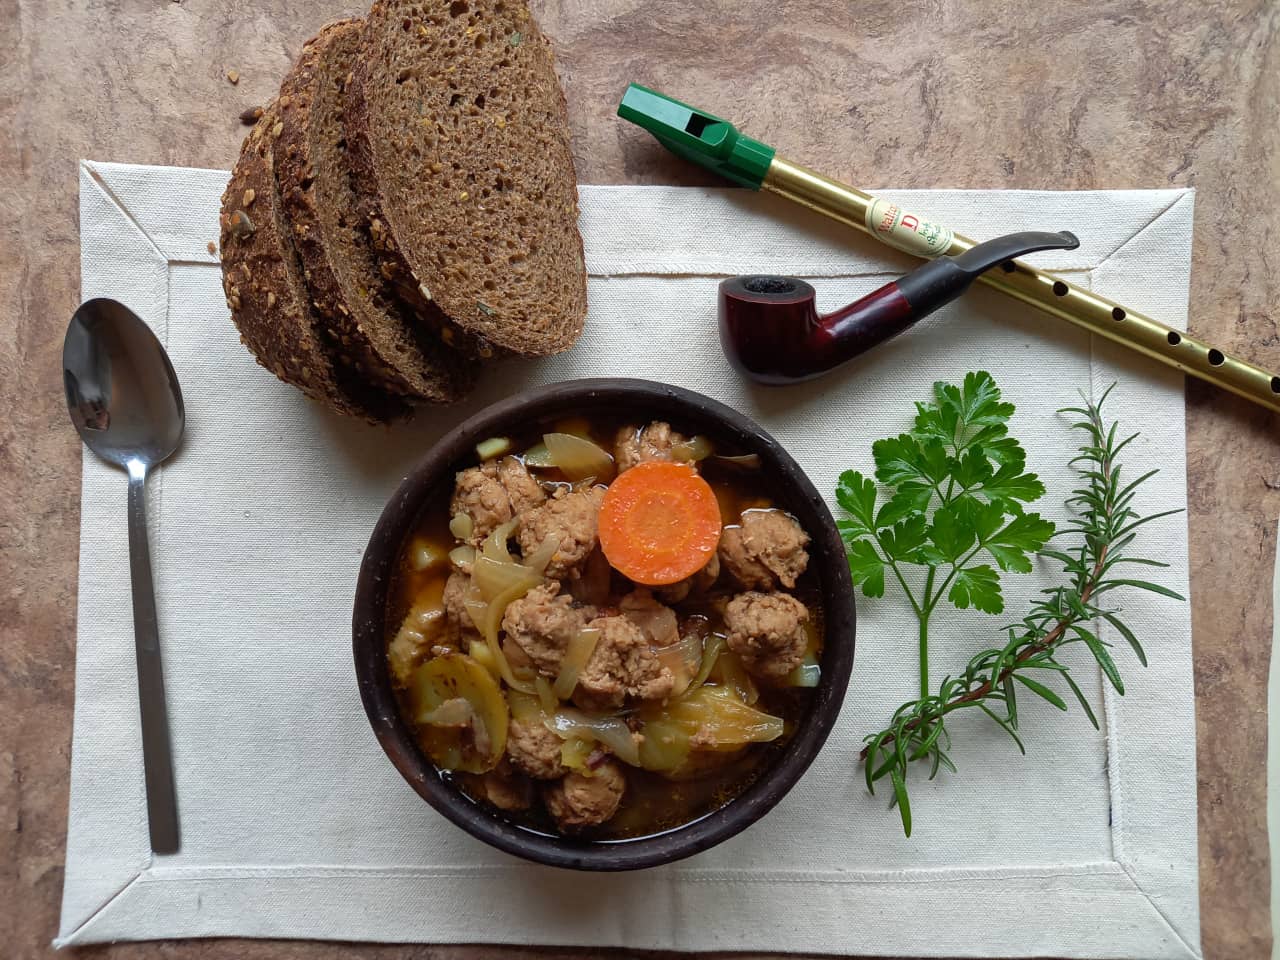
[855,383,1183,836]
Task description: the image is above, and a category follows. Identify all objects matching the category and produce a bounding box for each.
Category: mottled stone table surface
[3,1,1276,957]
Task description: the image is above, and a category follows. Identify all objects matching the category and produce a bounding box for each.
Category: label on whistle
[864,197,954,258]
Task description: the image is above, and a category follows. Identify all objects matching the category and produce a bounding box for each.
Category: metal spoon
[63,297,183,854]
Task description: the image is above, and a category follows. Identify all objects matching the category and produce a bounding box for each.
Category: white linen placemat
[60,161,1200,958]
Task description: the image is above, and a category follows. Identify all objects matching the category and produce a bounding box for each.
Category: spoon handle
[126,464,180,853]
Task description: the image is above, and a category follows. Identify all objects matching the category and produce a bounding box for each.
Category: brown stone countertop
[2,1,1276,957]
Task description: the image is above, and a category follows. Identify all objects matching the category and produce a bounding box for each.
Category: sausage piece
[476,759,535,812]
[501,582,593,677]
[723,591,810,683]
[613,421,688,473]
[441,570,477,647]
[498,455,546,515]
[719,508,810,590]
[574,615,675,710]
[544,760,626,831]
[450,456,546,546]
[506,715,567,780]
[654,552,720,604]
[516,484,606,579]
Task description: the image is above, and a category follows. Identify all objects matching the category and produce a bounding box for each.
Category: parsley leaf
[948,564,1003,613]
[981,461,1047,506]
[875,483,932,528]
[957,371,1016,425]
[951,449,994,491]
[847,540,886,598]
[978,498,1008,535]
[872,435,950,488]
[878,515,930,562]
[984,512,1055,572]
[928,503,976,561]
[836,470,877,528]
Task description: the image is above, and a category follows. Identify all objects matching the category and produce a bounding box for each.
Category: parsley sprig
[840,375,1183,836]
[837,371,1055,698]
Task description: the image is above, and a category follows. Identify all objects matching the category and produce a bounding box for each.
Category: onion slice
[545,708,641,766]
[464,583,536,695]
[473,555,541,600]
[553,627,600,699]
[473,555,540,600]
[710,651,759,705]
[448,544,476,571]
[534,675,558,714]
[559,736,594,773]
[654,631,703,698]
[786,662,822,688]
[683,633,725,696]
[475,437,511,461]
[671,435,714,462]
[543,432,616,483]
[522,442,554,468]
[646,685,783,747]
[481,519,520,564]
[523,534,559,576]
[449,513,474,541]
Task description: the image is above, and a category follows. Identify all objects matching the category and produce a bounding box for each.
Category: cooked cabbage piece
[636,685,784,774]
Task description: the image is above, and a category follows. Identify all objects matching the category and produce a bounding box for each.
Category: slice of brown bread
[346,0,587,358]
[275,18,479,403]
[219,102,408,423]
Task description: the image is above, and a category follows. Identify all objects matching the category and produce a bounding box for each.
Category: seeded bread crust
[345,0,587,358]
[275,18,479,403]
[219,102,407,423]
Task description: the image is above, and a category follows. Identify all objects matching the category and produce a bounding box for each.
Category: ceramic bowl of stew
[353,378,855,870]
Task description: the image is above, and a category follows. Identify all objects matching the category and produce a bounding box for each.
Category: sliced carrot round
[599,461,723,586]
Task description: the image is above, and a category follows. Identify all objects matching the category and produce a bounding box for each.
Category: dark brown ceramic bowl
[353,378,855,871]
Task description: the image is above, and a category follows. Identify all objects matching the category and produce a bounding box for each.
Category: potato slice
[408,653,509,773]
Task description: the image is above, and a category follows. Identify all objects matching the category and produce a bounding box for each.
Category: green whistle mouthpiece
[617,83,774,189]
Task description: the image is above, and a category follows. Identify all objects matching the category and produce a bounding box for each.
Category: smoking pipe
[719,230,1080,384]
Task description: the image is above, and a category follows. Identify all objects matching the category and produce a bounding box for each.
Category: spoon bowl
[62,297,185,854]
[63,297,185,469]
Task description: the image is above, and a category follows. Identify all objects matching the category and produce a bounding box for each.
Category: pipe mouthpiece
[951,230,1081,276]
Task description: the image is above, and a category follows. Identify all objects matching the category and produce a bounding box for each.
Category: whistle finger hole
[1208,349,1225,366]
[1271,376,1280,394]
[1167,331,1181,345]
[1000,261,1015,273]
[1052,281,1068,297]
[1112,307,1126,321]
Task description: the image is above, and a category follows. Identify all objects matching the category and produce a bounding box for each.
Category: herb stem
[919,569,935,697]
[925,541,985,612]
[886,556,924,619]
